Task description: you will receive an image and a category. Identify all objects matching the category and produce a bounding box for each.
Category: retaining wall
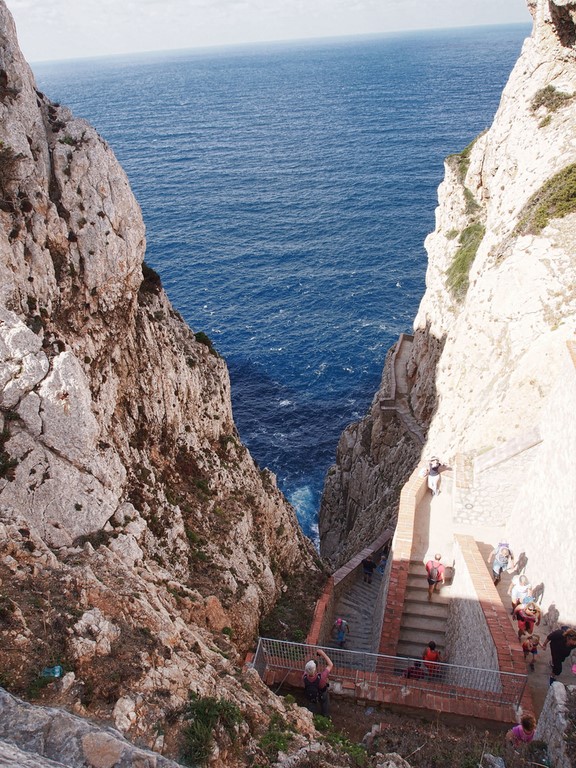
[535,683,574,768]
[306,529,392,647]
[445,536,499,677]
[378,467,429,656]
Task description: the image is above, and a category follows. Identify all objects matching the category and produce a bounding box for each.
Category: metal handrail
[252,637,527,707]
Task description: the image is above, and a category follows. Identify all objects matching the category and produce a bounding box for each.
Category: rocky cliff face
[0,2,325,762]
[320,0,576,563]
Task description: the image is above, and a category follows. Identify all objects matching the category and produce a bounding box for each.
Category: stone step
[398,626,446,649]
[406,570,455,589]
[402,600,449,619]
[396,640,445,660]
[404,588,450,608]
[400,614,448,634]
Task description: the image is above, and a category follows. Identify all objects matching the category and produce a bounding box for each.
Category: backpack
[303,673,327,703]
[429,563,440,581]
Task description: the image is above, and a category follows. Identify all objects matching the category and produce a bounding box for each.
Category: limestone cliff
[321,0,576,578]
[0,2,326,763]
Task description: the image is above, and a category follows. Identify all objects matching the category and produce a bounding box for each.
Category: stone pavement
[451,475,570,716]
[480,544,576,715]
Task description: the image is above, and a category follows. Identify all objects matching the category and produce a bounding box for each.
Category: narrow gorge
[1,0,576,766]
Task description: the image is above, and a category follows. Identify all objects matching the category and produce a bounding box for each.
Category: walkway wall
[535,682,575,768]
[379,467,428,656]
[445,536,499,677]
[504,341,576,628]
[376,470,532,714]
[306,530,392,646]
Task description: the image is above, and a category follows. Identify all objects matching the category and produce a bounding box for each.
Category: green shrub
[313,715,368,767]
[194,331,219,357]
[538,114,552,128]
[531,84,573,113]
[463,187,480,215]
[446,223,485,300]
[516,163,576,234]
[181,719,213,765]
[181,693,242,767]
[258,712,294,762]
[27,675,54,699]
[447,131,486,183]
[259,729,292,761]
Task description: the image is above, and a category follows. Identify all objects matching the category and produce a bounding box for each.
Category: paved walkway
[419,468,566,716]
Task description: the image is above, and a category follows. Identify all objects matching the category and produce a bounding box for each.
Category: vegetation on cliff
[516,162,576,234]
[446,222,486,300]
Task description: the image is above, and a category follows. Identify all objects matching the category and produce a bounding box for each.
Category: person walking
[331,617,349,648]
[542,627,576,685]
[514,601,541,641]
[425,554,445,600]
[362,555,376,584]
[508,574,531,615]
[520,633,540,671]
[302,648,333,717]
[427,457,442,496]
[488,543,514,585]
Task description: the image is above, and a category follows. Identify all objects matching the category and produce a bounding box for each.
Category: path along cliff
[320,0,576,634]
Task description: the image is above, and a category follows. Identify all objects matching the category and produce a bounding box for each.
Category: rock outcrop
[321,0,576,568]
[0,1,324,763]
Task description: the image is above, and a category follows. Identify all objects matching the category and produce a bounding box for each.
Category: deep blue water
[33,25,529,542]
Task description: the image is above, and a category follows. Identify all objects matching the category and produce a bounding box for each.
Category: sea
[32,24,530,543]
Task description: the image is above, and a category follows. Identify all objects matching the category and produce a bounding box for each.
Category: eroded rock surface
[320,0,576,565]
[0,1,323,763]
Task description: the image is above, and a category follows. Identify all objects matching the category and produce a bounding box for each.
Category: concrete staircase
[396,559,450,660]
[329,570,383,653]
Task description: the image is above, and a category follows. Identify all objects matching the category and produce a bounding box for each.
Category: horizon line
[29,21,532,67]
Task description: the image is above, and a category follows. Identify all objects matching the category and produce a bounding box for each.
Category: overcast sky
[6,0,532,63]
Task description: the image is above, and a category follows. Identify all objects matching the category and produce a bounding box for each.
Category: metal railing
[252,638,527,708]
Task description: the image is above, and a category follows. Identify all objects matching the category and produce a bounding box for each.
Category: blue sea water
[33,25,530,542]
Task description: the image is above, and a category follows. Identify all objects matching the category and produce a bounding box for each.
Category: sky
[6,0,532,63]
